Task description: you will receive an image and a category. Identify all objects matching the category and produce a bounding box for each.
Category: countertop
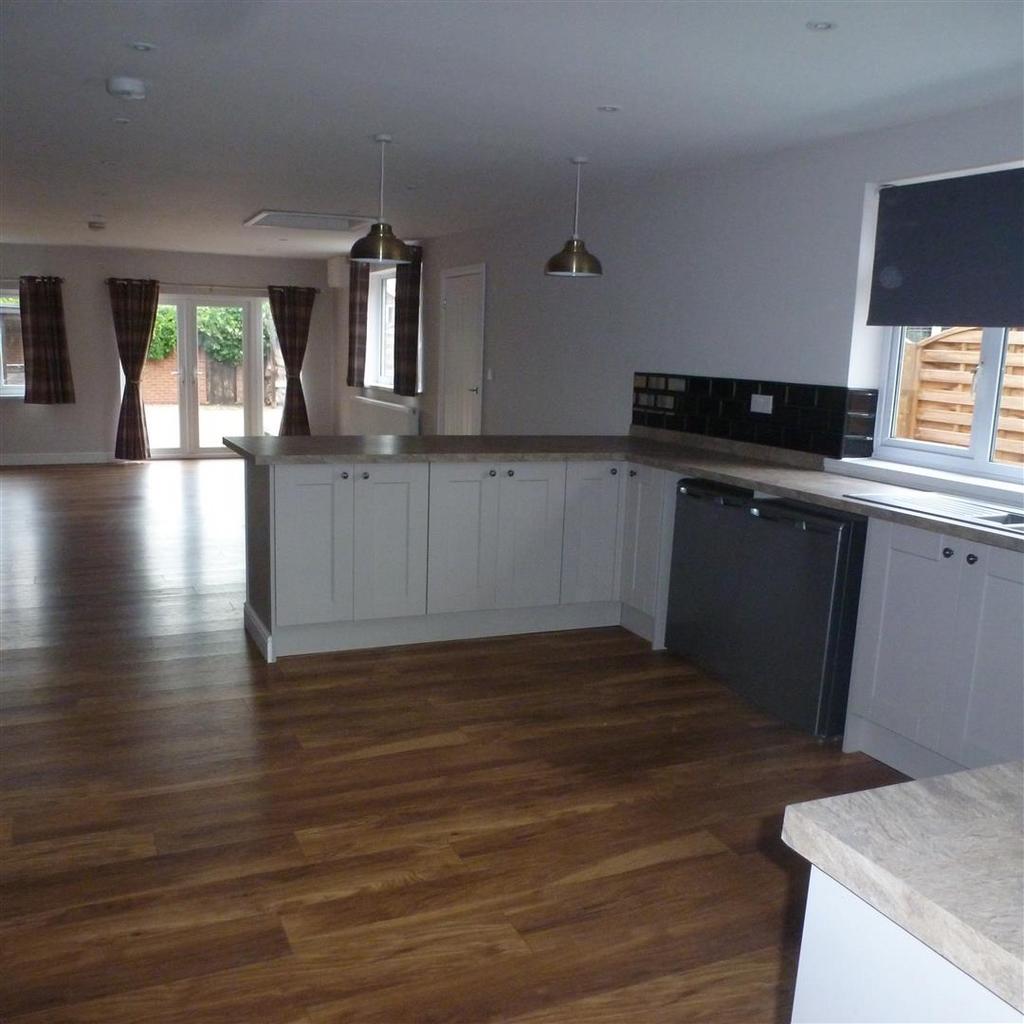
[223,434,1024,552]
[782,761,1024,1011]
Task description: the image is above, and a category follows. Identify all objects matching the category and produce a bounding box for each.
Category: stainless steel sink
[845,491,1024,533]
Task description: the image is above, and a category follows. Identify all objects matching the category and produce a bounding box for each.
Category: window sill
[825,456,1024,505]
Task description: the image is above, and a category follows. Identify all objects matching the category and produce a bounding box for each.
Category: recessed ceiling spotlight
[87,218,106,231]
[805,20,836,31]
[128,41,156,52]
[597,105,621,112]
[113,116,131,125]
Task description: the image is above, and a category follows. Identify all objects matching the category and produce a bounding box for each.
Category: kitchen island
[224,432,1022,664]
[782,761,1023,1023]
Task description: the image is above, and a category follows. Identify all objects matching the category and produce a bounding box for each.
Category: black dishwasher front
[665,478,866,738]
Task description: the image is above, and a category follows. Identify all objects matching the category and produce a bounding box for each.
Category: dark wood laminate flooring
[0,461,902,1023]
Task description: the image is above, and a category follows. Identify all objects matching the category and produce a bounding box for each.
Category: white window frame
[364,268,397,390]
[362,267,423,393]
[0,289,24,398]
[875,325,1019,483]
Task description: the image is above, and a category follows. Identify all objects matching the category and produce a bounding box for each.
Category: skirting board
[0,451,113,466]
[843,713,965,780]
[245,601,625,663]
[243,602,274,662]
[619,603,655,643]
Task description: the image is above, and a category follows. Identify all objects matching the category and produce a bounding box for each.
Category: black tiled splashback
[632,372,878,458]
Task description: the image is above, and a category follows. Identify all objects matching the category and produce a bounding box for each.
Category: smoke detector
[106,76,147,100]
[87,218,106,231]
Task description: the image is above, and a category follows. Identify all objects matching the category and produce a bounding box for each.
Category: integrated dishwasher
[665,478,867,738]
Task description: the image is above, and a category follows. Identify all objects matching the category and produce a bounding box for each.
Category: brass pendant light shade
[545,157,602,278]
[544,238,603,277]
[349,222,409,264]
[350,134,411,265]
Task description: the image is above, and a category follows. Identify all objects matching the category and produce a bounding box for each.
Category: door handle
[468,386,480,393]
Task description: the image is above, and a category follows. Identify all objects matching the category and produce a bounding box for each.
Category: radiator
[348,395,420,435]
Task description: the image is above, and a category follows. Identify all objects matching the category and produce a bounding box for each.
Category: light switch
[750,393,773,414]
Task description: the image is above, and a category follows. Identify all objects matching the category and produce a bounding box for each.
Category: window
[0,291,25,397]
[365,269,397,389]
[878,325,1023,479]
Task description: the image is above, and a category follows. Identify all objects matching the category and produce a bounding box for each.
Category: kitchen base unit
[792,867,1022,1024]
[783,762,1023,1024]
[844,518,1024,776]
[237,451,676,662]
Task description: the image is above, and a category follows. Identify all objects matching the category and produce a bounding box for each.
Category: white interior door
[440,265,485,435]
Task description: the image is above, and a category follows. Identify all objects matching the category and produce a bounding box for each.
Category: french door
[142,295,287,456]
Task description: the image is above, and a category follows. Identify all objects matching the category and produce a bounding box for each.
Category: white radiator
[348,395,420,435]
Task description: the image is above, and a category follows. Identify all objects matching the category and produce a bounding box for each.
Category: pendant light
[350,133,410,265]
[544,156,602,277]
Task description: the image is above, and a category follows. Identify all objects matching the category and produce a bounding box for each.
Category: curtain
[268,285,318,436]
[347,261,369,388]
[393,245,422,396]
[19,276,75,404]
[108,278,159,460]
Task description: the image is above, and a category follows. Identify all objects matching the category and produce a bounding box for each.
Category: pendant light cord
[378,140,386,223]
[572,161,582,239]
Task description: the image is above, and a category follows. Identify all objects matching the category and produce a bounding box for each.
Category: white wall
[0,244,335,460]
[421,98,1023,436]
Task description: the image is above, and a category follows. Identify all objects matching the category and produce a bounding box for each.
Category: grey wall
[422,98,1023,436]
[0,244,335,459]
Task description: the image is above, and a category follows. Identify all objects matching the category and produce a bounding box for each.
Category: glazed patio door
[143,296,284,456]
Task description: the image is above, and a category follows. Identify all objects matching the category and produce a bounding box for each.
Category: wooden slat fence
[896,327,1024,465]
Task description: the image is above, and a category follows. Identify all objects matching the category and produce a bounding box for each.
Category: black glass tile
[786,383,818,408]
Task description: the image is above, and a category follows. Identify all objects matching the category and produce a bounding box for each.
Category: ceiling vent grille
[244,210,373,232]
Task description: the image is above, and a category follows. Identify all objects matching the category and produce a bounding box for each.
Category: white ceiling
[2,0,1021,258]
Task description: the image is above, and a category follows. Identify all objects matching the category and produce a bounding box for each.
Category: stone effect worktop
[223,434,1024,552]
[783,762,1024,1011]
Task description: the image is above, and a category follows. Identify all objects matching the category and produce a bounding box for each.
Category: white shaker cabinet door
[427,462,500,614]
[495,462,567,609]
[353,463,429,621]
[561,461,625,604]
[619,464,666,616]
[848,521,961,751]
[941,541,1024,767]
[274,464,355,627]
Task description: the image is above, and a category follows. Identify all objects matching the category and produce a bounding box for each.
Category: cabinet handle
[507,469,515,477]
[488,469,496,477]
[942,547,954,559]
[340,471,349,480]
[966,553,978,565]
[361,471,370,480]
[629,469,637,477]
[610,467,618,475]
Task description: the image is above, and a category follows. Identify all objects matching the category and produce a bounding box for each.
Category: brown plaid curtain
[268,285,318,436]
[19,276,75,404]
[108,278,159,460]
[393,245,422,396]
[346,261,369,388]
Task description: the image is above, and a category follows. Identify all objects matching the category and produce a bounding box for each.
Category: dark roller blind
[867,167,1024,327]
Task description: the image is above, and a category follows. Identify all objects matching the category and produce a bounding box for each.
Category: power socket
[750,393,774,415]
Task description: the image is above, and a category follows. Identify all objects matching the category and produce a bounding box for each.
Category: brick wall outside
[141,351,243,406]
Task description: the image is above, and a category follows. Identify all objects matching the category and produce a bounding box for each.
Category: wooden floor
[0,460,902,1024]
